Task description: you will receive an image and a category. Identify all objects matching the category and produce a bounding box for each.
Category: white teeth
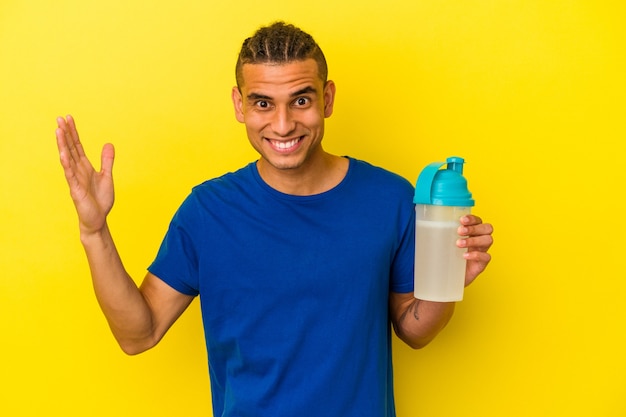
[272,138,300,149]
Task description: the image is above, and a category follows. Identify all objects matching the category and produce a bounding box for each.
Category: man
[56,22,493,417]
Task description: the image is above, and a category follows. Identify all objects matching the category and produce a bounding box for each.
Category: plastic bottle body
[414,204,471,302]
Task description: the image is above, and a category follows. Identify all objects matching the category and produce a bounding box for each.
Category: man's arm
[82,224,193,355]
[56,115,193,355]
[390,214,493,349]
[81,227,193,355]
[389,293,455,349]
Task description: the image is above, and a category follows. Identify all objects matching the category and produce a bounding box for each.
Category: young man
[56,22,493,417]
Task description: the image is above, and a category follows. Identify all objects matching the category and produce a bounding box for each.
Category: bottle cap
[414,156,475,207]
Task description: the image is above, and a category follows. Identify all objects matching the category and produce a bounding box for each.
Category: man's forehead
[239,59,322,86]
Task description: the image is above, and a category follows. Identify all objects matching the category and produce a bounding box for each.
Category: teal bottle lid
[414,156,475,207]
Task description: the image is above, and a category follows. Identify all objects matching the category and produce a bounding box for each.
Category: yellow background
[1,1,624,416]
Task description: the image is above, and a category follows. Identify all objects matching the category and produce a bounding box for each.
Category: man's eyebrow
[246,92,272,101]
[246,86,317,101]
[291,86,317,97]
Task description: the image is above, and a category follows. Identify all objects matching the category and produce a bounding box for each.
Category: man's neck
[256,153,349,196]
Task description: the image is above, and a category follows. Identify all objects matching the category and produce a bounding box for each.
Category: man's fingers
[56,126,74,168]
[100,143,115,177]
[65,115,87,158]
[460,214,482,226]
[63,115,81,161]
[458,222,494,239]
[457,232,493,252]
[55,115,82,161]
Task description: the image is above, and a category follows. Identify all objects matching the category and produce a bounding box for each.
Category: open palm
[56,115,115,236]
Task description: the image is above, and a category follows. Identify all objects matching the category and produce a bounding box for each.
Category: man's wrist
[79,223,110,247]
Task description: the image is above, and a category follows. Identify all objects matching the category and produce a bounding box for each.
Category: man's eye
[295,97,309,106]
[256,100,269,108]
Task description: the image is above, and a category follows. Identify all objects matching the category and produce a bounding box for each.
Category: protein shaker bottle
[413,156,475,302]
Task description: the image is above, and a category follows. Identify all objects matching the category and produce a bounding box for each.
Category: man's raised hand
[56,115,115,236]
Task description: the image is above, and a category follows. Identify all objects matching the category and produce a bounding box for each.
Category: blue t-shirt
[149,158,415,417]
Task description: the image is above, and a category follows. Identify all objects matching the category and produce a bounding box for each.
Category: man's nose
[271,106,296,136]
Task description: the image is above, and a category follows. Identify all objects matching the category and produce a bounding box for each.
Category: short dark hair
[235,21,328,87]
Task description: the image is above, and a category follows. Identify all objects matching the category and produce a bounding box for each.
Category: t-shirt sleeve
[148,194,201,297]
[390,195,415,294]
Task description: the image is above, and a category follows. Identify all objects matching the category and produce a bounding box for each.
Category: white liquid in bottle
[414,219,467,301]
[413,204,470,302]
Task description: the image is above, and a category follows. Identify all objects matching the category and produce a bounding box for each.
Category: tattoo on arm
[398,299,421,325]
[410,299,421,321]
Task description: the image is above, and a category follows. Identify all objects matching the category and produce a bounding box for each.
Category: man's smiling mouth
[268,137,303,151]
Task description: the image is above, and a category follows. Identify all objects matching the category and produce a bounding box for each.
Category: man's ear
[323,80,336,118]
[232,86,245,123]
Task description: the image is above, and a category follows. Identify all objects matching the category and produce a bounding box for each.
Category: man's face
[232,59,335,174]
